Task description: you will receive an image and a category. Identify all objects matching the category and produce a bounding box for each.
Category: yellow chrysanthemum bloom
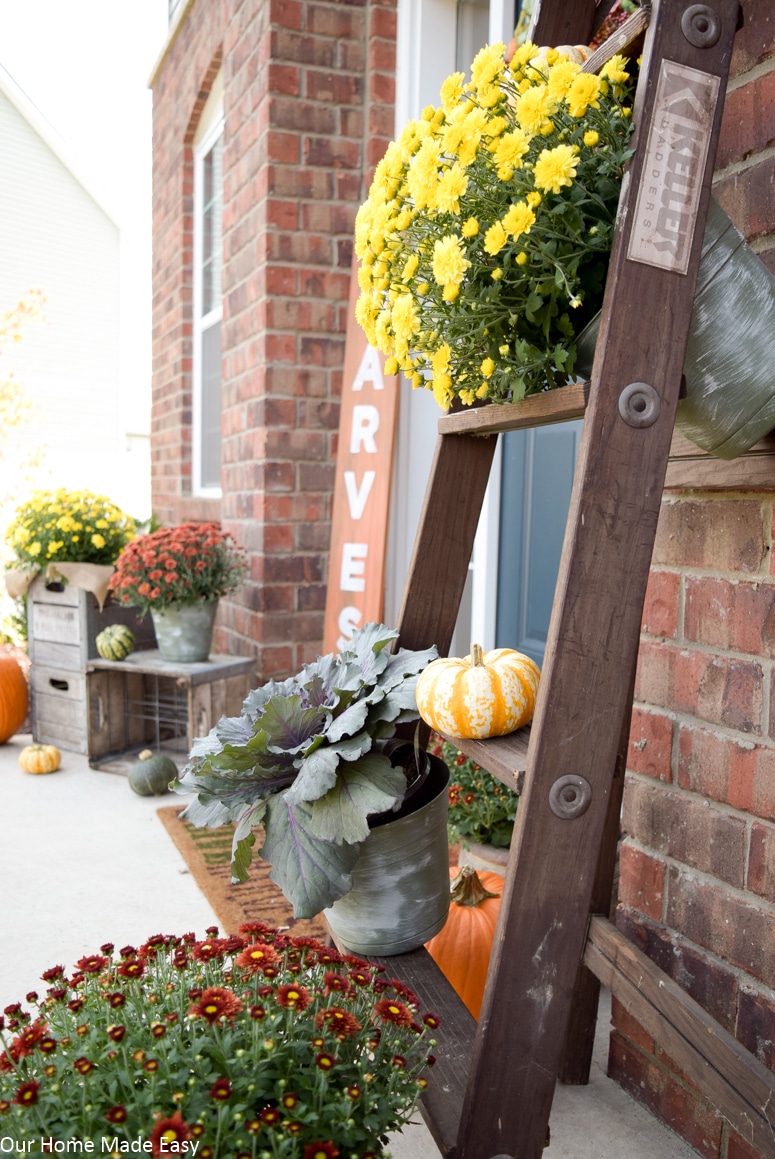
[461,217,479,237]
[486,115,507,138]
[431,344,451,375]
[431,235,471,287]
[402,253,419,282]
[481,357,495,378]
[460,388,477,405]
[483,221,508,256]
[547,58,582,101]
[28,542,42,557]
[440,71,466,113]
[432,371,454,410]
[493,129,531,179]
[533,143,579,194]
[470,43,506,91]
[443,283,460,301]
[516,251,528,266]
[502,201,536,239]
[391,293,420,347]
[477,82,502,109]
[600,54,630,86]
[491,268,503,280]
[434,164,469,214]
[509,40,539,77]
[91,533,106,550]
[583,130,599,147]
[476,382,490,399]
[565,73,602,118]
[516,84,557,135]
[526,191,542,207]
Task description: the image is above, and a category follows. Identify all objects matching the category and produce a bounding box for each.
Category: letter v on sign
[323,258,399,653]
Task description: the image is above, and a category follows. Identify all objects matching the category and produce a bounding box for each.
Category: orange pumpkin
[424,866,502,1019]
[0,655,29,744]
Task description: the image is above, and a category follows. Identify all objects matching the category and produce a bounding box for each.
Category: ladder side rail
[394,431,497,656]
[455,3,740,1157]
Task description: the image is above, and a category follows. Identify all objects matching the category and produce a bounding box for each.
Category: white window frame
[192,77,224,498]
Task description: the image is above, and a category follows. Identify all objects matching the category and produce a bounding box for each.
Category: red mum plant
[108,522,246,616]
[0,923,438,1157]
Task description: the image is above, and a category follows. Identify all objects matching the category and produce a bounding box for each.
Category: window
[192,79,224,496]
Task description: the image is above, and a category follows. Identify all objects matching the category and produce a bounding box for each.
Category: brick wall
[151,0,396,670]
[613,6,775,1152]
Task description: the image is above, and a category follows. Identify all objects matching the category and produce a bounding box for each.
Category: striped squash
[95,624,135,661]
[416,644,540,739]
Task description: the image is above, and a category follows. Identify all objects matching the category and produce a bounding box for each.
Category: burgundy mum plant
[0,925,439,1157]
[109,523,247,616]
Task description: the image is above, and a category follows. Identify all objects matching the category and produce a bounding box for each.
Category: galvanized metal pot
[323,752,451,956]
[150,599,218,663]
[575,198,775,460]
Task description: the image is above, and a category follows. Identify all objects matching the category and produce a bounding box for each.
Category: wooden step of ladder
[340,3,775,1158]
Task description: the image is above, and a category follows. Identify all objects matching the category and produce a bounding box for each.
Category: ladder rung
[437,381,588,437]
[583,6,651,75]
[438,729,528,794]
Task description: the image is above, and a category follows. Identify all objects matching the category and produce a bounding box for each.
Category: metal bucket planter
[575,198,775,460]
[150,600,218,663]
[324,752,451,956]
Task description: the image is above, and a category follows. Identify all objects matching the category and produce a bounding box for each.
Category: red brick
[635,641,764,734]
[729,0,775,77]
[652,499,767,573]
[608,1033,723,1159]
[610,996,656,1055]
[727,1132,765,1159]
[736,984,775,1070]
[718,68,775,169]
[622,779,747,889]
[641,569,680,639]
[618,842,665,920]
[665,868,775,987]
[677,724,775,820]
[627,707,674,782]
[713,159,775,244]
[684,576,775,657]
[747,821,775,904]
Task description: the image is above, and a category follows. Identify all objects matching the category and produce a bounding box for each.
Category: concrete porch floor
[0,732,701,1159]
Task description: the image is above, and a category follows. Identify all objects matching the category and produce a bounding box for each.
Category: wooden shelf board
[437,729,529,793]
[438,382,588,436]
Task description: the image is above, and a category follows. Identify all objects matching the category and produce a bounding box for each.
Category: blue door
[495,422,583,665]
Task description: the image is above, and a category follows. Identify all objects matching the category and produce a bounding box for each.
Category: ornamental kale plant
[174,624,438,919]
[0,925,439,1157]
[354,43,635,407]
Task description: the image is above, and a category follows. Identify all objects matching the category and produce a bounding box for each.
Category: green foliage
[429,733,519,849]
[174,624,438,919]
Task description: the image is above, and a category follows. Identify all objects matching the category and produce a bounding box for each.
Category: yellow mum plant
[6,488,137,568]
[355,43,635,408]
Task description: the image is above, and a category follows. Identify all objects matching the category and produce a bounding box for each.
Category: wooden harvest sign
[323,261,399,652]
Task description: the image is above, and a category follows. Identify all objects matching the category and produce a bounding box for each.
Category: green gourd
[129,749,177,796]
[96,624,135,661]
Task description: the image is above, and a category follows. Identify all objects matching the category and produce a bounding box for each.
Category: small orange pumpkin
[0,655,29,744]
[424,866,502,1019]
[19,743,61,775]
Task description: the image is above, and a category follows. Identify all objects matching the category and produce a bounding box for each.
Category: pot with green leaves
[174,623,450,954]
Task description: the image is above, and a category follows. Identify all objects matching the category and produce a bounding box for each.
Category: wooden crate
[86,652,256,766]
[27,576,155,673]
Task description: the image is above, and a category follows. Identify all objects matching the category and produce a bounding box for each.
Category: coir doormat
[156,806,329,940]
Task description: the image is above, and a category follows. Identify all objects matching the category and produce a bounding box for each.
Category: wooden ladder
[374,2,775,1157]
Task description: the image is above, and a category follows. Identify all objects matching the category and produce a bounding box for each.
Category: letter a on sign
[323,258,399,652]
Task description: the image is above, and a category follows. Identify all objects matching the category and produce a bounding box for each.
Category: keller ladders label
[627,59,720,275]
